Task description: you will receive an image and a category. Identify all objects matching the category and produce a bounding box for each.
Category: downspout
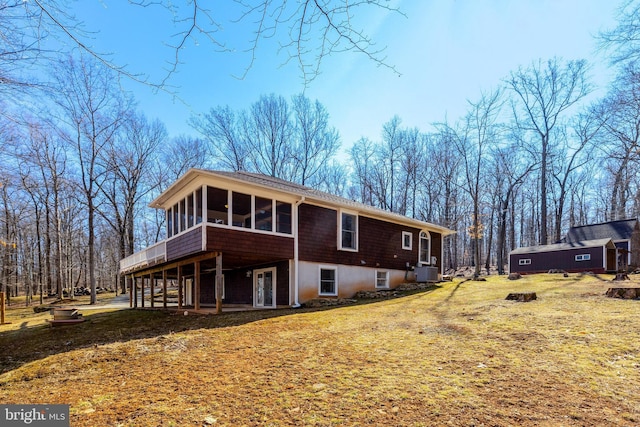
[292,196,305,308]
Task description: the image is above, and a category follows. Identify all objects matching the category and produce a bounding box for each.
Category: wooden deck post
[162,270,167,309]
[194,260,201,311]
[141,276,145,308]
[215,253,222,314]
[150,273,155,308]
[177,266,183,310]
[133,276,138,308]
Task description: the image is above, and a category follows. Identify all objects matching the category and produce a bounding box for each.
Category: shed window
[519,259,531,265]
[575,254,591,261]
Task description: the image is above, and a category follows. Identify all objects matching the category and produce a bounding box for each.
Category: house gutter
[292,196,305,308]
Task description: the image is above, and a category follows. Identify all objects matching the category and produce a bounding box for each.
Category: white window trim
[402,231,413,250]
[319,265,338,296]
[375,270,389,289]
[419,231,431,265]
[519,258,531,265]
[338,210,358,252]
[575,254,591,261]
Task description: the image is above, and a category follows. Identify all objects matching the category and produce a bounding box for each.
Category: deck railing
[119,240,166,273]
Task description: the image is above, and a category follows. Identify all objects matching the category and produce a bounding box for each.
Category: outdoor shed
[563,219,639,271]
[509,238,617,275]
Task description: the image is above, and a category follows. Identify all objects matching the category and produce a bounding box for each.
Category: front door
[254,268,276,308]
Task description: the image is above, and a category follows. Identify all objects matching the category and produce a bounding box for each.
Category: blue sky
[72,1,620,151]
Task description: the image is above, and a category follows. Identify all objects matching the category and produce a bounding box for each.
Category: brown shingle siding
[166,227,203,261]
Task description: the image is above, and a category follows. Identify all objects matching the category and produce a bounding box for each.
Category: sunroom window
[232,192,252,228]
[207,186,228,225]
[276,201,292,234]
[255,196,273,231]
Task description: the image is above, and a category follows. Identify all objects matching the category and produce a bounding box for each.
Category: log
[606,288,640,299]
[505,292,537,302]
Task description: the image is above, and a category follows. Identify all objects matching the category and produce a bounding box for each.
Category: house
[119,169,454,310]
[509,238,617,275]
[563,219,640,271]
[508,218,640,275]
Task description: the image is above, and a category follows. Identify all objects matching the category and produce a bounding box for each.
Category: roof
[510,238,616,255]
[564,219,638,243]
[150,169,455,236]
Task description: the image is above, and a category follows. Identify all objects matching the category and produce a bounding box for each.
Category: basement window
[575,254,591,261]
[375,270,389,288]
[519,259,531,265]
[319,266,338,296]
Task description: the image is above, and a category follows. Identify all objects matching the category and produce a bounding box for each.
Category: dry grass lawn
[1,274,639,426]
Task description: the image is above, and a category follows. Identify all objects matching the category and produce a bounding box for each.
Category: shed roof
[564,219,638,243]
[510,238,616,255]
[150,169,455,236]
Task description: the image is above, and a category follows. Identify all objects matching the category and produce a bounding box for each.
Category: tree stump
[605,288,640,299]
[508,273,521,280]
[613,273,630,281]
[505,292,537,302]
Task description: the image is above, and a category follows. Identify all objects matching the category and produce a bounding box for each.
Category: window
[232,192,252,228]
[402,231,413,250]
[167,208,173,238]
[276,201,292,234]
[419,231,431,264]
[376,271,389,288]
[255,196,273,231]
[172,204,179,236]
[187,193,194,228]
[339,211,358,251]
[319,266,338,296]
[179,198,186,232]
[519,259,531,265]
[575,254,591,261]
[195,187,203,224]
[207,186,228,224]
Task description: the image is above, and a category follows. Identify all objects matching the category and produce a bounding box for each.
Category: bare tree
[290,94,341,186]
[492,141,536,274]
[598,0,640,66]
[16,1,401,90]
[349,137,376,206]
[506,58,591,245]
[191,107,247,172]
[101,112,166,293]
[242,94,293,178]
[550,113,600,241]
[447,89,504,278]
[593,64,640,220]
[52,54,129,304]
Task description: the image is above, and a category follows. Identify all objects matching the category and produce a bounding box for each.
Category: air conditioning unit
[415,266,438,282]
